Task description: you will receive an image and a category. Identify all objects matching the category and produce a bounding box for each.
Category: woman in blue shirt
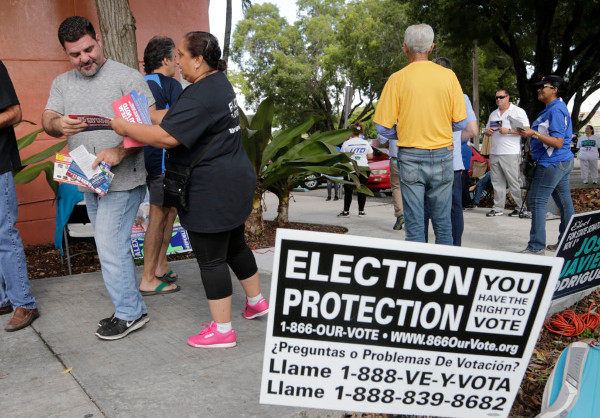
[518,75,575,254]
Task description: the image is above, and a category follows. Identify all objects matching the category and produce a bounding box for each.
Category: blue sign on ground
[554,210,600,299]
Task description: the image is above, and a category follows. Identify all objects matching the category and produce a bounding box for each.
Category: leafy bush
[13,121,67,195]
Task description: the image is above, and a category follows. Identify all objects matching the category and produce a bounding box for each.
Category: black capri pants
[187,223,258,300]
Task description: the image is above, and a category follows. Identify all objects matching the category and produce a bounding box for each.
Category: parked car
[301,173,326,190]
[302,144,390,190]
[367,147,391,191]
[367,158,391,191]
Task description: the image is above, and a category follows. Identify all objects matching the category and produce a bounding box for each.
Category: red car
[367,148,391,191]
[367,159,391,191]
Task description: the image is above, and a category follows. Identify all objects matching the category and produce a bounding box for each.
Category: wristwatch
[532,132,540,140]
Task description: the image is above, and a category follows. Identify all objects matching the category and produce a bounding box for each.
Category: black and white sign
[260,230,563,417]
[553,210,600,299]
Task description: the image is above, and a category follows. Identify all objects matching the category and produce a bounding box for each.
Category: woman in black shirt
[111,32,268,348]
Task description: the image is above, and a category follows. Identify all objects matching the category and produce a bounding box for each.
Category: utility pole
[472,40,480,150]
[343,85,353,128]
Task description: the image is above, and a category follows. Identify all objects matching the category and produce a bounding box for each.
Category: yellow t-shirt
[373,61,467,150]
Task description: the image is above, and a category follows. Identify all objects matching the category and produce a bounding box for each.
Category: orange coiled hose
[544,302,600,336]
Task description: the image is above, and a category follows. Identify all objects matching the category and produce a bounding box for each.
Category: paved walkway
[0,168,579,417]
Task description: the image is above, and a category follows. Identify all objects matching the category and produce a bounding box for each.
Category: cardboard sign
[553,210,600,299]
[128,189,192,259]
[260,230,563,417]
[130,224,192,259]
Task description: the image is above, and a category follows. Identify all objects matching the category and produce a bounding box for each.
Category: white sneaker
[486,209,503,217]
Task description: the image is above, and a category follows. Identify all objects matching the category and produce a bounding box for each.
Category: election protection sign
[260,230,563,417]
[553,210,600,299]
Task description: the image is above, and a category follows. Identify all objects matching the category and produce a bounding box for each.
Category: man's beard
[78,60,100,76]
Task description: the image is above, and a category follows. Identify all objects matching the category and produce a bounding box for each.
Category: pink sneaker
[243,297,269,319]
[187,322,236,348]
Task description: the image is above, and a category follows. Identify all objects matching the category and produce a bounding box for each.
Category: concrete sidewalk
[0,188,563,417]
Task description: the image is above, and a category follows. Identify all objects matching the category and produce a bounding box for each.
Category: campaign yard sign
[260,230,563,418]
[130,224,192,259]
[553,210,600,300]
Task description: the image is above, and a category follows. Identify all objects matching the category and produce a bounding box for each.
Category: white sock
[247,294,263,305]
[216,322,232,333]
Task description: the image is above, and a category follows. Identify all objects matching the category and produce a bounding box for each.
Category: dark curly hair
[58,16,96,48]
[183,31,227,72]
[143,36,175,74]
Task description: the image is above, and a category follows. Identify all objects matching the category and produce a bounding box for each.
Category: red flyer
[111,93,145,148]
[68,115,112,131]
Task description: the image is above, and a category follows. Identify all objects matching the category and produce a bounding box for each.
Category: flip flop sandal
[140,282,181,296]
[156,269,178,283]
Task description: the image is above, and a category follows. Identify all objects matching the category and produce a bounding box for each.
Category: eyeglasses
[495,95,508,99]
[540,84,556,90]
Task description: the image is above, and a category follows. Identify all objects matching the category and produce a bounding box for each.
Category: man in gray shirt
[42,16,156,340]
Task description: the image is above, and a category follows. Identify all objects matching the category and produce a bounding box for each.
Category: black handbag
[523,157,537,182]
[522,141,550,187]
[163,130,225,211]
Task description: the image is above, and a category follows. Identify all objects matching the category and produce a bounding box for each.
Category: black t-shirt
[160,72,255,233]
[144,73,183,177]
[0,60,22,175]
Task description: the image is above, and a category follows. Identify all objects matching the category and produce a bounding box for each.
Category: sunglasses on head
[495,95,508,99]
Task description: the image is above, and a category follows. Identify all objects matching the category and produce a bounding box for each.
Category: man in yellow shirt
[374,23,467,244]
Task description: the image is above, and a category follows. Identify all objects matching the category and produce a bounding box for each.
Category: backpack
[537,340,600,417]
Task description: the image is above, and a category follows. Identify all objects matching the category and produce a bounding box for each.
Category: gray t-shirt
[45,59,155,191]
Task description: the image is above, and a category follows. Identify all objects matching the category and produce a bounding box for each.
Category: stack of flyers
[54,153,81,186]
[53,145,114,196]
[111,91,152,148]
[68,115,112,131]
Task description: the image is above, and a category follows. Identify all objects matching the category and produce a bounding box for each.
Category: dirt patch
[24,220,347,279]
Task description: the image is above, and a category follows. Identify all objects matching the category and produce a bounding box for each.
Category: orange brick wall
[1,0,210,244]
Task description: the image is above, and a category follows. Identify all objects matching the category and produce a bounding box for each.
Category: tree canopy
[407,0,600,130]
[232,0,600,132]
[232,1,346,131]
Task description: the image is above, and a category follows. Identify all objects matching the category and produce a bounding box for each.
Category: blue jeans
[85,185,147,320]
[473,172,491,205]
[527,159,575,251]
[451,170,464,246]
[398,147,453,244]
[423,170,463,246]
[0,172,36,309]
[326,179,339,198]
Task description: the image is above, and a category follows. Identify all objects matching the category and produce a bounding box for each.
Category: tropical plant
[13,121,67,195]
[241,97,372,236]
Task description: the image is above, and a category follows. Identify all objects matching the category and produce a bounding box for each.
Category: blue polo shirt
[531,98,573,167]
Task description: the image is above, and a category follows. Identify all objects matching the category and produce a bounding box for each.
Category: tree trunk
[95,0,139,70]
[245,190,264,237]
[274,191,289,226]
[222,0,232,65]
